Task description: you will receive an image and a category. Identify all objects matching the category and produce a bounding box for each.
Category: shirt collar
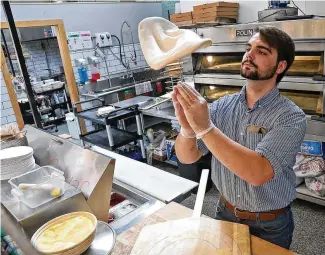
[239,85,280,110]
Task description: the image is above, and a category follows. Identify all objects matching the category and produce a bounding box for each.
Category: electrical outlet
[67,31,92,51]
[95,32,113,48]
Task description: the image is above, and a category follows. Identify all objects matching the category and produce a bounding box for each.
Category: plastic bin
[9,166,66,208]
[65,112,80,139]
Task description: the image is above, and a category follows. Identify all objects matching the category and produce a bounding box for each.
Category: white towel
[135,81,153,95]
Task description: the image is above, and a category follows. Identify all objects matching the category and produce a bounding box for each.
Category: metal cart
[73,98,146,160]
[35,86,71,131]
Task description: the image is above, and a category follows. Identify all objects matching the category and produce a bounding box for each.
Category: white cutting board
[131,170,251,255]
[130,217,251,255]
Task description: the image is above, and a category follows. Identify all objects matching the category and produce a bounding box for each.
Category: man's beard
[240,60,277,81]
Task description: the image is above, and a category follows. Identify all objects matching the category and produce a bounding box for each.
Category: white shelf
[296,184,325,206]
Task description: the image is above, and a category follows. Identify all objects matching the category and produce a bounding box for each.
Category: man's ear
[276,60,287,75]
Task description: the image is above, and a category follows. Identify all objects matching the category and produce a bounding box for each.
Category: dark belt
[220,196,288,221]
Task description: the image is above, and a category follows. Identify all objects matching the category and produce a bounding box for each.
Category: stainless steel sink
[110,179,165,235]
[112,180,149,207]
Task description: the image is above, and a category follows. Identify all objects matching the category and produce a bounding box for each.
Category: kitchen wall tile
[2,108,14,117]
[1,93,10,102]
[1,117,8,125]
[1,86,8,95]
[111,48,119,54]
[3,101,13,109]
[7,115,17,123]
[106,54,114,61]
[108,66,117,73]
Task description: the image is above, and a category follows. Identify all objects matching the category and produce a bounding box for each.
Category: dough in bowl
[34,215,95,253]
[138,17,212,70]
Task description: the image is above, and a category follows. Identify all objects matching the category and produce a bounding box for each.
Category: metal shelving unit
[80,128,139,151]
[34,86,70,131]
[74,98,146,159]
[296,183,325,206]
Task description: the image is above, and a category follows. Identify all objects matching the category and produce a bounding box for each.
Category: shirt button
[240,133,244,136]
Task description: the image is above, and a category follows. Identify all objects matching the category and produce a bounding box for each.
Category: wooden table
[111,202,297,255]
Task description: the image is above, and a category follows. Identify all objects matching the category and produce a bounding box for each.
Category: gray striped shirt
[198,86,306,212]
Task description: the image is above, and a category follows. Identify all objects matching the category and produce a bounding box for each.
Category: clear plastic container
[9,166,66,208]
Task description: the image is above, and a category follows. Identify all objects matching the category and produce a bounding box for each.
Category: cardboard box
[194,7,239,15]
[170,12,193,22]
[173,20,193,27]
[193,11,238,19]
[193,16,237,23]
[165,139,176,159]
[192,2,239,24]
[194,1,239,12]
[152,152,167,162]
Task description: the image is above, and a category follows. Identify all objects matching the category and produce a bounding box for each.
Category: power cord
[291,0,306,15]
[241,10,284,24]
[111,34,129,69]
[107,47,128,69]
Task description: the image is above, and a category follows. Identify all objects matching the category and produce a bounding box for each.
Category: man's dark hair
[255,26,295,83]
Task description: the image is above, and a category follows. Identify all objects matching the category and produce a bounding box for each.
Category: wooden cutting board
[130,170,251,255]
[130,217,250,255]
[111,202,297,255]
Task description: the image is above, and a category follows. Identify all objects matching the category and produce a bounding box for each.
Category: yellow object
[51,188,61,196]
[35,215,95,253]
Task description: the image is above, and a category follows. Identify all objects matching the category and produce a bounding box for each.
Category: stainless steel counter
[111,95,177,121]
[1,126,198,254]
[112,95,152,108]
[110,179,165,235]
[1,179,165,254]
[142,106,177,121]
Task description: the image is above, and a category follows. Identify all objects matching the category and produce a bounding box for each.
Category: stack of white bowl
[0,146,35,180]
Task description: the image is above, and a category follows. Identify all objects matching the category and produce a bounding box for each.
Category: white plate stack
[1,146,36,180]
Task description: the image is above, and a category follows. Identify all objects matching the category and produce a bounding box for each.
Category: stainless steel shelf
[80,128,139,151]
[142,106,177,121]
[296,184,325,206]
[127,116,170,133]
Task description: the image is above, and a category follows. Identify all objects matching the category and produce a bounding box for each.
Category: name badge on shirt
[247,125,268,135]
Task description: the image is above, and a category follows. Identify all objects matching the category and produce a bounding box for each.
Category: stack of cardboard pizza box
[192,1,239,24]
[170,12,193,26]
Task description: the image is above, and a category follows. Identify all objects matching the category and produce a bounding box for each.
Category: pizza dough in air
[138,17,212,70]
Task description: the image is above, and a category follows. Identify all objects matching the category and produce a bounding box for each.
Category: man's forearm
[202,127,274,186]
[175,134,202,164]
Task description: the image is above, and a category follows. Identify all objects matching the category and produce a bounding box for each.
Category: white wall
[180,0,325,23]
[0,2,163,44]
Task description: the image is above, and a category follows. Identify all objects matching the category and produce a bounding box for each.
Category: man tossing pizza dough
[173,26,306,250]
[138,17,306,250]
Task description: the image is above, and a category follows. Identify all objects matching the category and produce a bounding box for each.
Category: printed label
[300,140,323,156]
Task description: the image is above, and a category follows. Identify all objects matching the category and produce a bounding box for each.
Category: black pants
[177,153,213,194]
